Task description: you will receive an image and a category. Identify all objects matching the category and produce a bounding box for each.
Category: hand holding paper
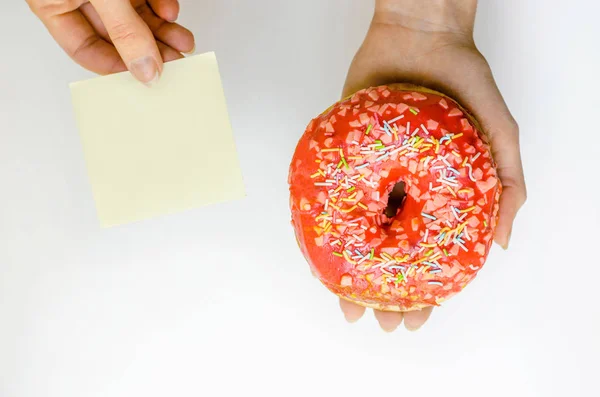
[27,0,195,85]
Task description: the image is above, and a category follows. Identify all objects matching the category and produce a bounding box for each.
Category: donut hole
[383,181,407,219]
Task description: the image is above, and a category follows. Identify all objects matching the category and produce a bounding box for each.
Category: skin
[340,0,526,332]
[26,0,196,85]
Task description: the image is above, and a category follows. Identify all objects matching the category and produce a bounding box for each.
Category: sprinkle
[365,124,373,135]
[383,121,393,136]
[463,227,471,241]
[461,157,469,167]
[420,243,438,248]
[406,122,410,136]
[446,186,457,197]
[342,205,358,213]
[456,240,469,252]
[315,159,321,163]
[420,124,430,135]
[465,163,477,181]
[370,248,374,259]
[343,250,357,264]
[451,207,460,220]
[439,136,450,145]
[440,155,452,167]
[469,264,479,271]
[438,178,459,187]
[324,199,329,211]
[332,252,343,257]
[447,167,460,175]
[429,268,442,274]
[355,162,370,169]
[310,172,320,178]
[341,157,349,168]
[357,255,370,264]
[443,249,449,256]
[411,127,420,137]
[321,148,341,153]
[451,133,464,140]
[314,182,334,186]
[471,152,481,162]
[347,186,355,193]
[483,220,488,228]
[451,151,461,158]
[375,152,390,162]
[357,202,368,210]
[424,229,429,242]
[428,281,443,286]
[421,212,437,221]
[460,206,476,213]
[382,253,394,261]
[409,108,418,115]
[388,115,404,124]
[336,160,343,169]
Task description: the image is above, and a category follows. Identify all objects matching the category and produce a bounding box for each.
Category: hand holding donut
[336,0,526,331]
[26,0,195,85]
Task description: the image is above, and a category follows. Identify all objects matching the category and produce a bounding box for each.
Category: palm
[340,22,526,331]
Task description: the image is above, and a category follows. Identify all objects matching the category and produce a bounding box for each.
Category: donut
[288,84,501,311]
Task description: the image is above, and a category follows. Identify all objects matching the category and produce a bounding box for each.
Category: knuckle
[28,0,79,16]
[109,23,139,44]
[70,34,99,59]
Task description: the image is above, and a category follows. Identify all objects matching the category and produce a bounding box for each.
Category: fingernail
[184,44,196,55]
[344,314,359,324]
[129,56,160,87]
[502,229,512,250]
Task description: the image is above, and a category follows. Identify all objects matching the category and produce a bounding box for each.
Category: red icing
[289,85,501,311]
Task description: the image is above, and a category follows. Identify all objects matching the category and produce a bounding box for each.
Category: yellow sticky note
[70,52,245,227]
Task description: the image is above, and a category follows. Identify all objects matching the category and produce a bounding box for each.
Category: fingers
[90,0,163,85]
[373,310,403,332]
[43,10,126,74]
[465,78,526,250]
[136,3,195,54]
[486,120,526,249]
[82,2,193,60]
[339,298,366,323]
[403,307,433,331]
[156,41,184,63]
[148,0,180,22]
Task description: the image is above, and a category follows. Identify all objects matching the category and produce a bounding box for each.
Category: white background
[1,1,598,396]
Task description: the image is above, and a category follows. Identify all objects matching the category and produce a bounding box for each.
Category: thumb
[488,119,527,250]
[90,0,163,85]
[450,65,527,250]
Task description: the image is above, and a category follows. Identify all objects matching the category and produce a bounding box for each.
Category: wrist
[374,0,478,36]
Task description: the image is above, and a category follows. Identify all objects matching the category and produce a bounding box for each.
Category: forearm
[374,0,478,35]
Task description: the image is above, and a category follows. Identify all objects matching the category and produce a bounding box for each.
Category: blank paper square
[70,52,245,227]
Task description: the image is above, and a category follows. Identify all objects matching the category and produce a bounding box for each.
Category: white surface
[0,1,597,396]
